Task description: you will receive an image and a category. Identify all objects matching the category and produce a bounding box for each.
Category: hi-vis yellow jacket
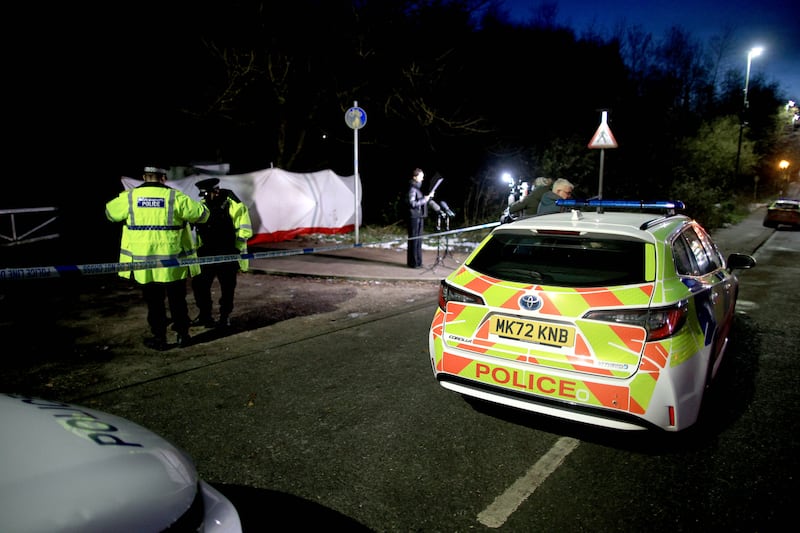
[231,195,254,272]
[105,182,210,283]
[195,191,253,272]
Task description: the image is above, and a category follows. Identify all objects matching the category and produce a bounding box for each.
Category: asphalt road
[85,218,798,532]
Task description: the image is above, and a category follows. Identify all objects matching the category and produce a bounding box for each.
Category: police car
[429,200,756,432]
[0,393,242,532]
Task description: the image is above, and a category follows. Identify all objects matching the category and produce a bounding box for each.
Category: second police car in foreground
[429,200,756,432]
[0,393,242,532]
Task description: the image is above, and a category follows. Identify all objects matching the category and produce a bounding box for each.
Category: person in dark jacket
[407,168,434,268]
[508,176,553,218]
[537,178,575,214]
[190,178,253,328]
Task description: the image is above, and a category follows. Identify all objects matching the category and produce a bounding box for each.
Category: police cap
[195,178,221,192]
[143,166,168,176]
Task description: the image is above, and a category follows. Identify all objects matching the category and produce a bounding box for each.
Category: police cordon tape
[0,221,501,281]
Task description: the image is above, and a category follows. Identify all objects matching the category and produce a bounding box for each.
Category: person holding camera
[406,167,434,268]
[508,176,552,218]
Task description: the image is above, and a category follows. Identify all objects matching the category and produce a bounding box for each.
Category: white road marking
[477,436,580,528]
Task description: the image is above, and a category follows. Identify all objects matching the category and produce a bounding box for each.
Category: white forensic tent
[121,167,361,244]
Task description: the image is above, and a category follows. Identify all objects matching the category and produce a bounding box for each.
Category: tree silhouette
[5,0,789,246]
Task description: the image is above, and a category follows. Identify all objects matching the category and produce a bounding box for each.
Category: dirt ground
[0,270,441,400]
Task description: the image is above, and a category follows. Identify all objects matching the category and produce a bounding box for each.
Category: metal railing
[0,207,60,247]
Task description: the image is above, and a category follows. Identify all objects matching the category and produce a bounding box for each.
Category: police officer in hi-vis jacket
[190,177,253,329]
[105,166,209,350]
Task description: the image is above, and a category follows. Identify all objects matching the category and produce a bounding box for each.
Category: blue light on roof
[557,199,685,210]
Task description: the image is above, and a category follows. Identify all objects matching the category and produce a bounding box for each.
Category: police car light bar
[557,199,685,210]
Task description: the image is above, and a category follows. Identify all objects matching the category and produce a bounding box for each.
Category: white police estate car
[429,200,756,432]
[0,393,242,532]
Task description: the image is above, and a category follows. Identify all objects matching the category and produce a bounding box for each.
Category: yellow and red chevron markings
[430,269,690,417]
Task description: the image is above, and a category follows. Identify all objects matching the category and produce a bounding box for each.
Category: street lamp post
[734,46,764,182]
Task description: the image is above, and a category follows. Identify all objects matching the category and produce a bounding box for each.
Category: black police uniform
[191,178,240,327]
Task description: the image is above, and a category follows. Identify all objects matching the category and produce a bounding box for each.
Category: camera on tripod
[508,181,530,205]
[502,173,529,205]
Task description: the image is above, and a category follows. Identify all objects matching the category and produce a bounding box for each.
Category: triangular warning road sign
[588,122,618,149]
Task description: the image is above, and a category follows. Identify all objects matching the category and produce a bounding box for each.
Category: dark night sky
[503,0,799,101]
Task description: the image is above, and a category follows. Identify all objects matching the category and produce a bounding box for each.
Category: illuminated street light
[779,160,791,193]
[734,46,765,181]
[743,47,764,108]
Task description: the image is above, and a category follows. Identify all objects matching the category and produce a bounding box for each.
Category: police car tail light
[439,280,485,310]
[583,301,688,341]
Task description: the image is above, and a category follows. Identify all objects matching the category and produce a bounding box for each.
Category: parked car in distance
[763,198,800,229]
[0,393,242,532]
[429,199,756,432]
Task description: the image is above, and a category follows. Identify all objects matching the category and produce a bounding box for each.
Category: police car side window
[681,228,713,275]
[672,234,700,276]
[692,225,724,271]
